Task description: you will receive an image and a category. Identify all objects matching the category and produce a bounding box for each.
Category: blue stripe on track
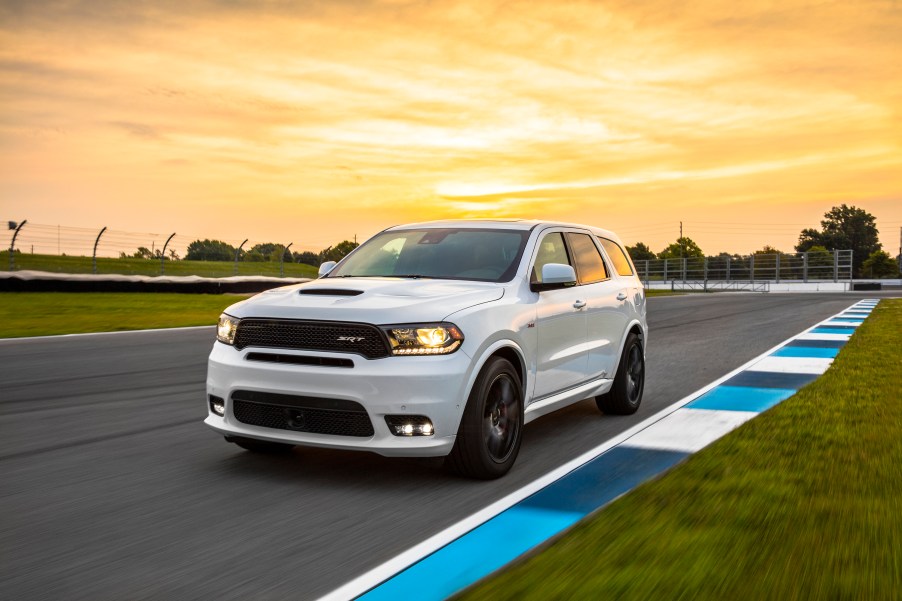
[722,370,819,389]
[785,339,846,349]
[810,327,855,334]
[358,447,687,601]
[686,386,795,412]
[771,346,839,358]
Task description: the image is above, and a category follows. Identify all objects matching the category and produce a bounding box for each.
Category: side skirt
[524,378,613,424]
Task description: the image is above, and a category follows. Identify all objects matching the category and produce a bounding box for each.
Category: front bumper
[204,342,474,457]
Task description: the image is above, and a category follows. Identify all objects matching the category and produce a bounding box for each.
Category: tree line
[127,239,360,266]
[625,204,899,278]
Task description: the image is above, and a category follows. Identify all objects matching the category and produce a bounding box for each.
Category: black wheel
[446,357,523,479]
[226,436,295,454]
[596,332,644,415]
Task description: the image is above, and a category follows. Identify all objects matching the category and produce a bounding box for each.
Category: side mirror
[318,261,337,277]
[531,263,577,292]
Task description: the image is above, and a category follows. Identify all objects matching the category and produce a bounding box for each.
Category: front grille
[231,390,374,438]
[245,352,354,368]
[234,319,391,359]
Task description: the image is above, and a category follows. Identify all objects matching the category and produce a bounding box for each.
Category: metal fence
[3,220,326,278]
[635,250,853,291]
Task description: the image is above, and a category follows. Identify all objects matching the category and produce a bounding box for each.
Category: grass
[462,299,902,600]
[1,251,318,278]
[0,292,252,338]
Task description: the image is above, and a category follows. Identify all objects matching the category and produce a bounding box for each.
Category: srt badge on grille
[337,336,365,342]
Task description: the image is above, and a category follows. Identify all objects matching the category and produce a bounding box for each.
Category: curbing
[319,299,880,601]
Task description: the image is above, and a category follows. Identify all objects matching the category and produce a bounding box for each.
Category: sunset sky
[2,0,901,257]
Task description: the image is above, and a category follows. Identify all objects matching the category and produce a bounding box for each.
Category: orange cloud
[1,0,900,255]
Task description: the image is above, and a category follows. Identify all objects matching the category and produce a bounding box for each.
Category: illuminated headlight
[382,323,464,356]
[385,415,434,436]
[217,314,240,345]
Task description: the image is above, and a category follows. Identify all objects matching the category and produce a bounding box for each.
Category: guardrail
[635,250,853,291]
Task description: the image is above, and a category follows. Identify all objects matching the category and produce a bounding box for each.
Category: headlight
[217,314,240,345]
[382,322,464,356]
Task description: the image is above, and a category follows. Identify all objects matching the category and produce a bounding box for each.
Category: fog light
[209,395,225,416]
[385,415,434,436]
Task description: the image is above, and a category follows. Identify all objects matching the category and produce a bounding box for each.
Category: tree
[247,242,292,262]
[796,204,881,276]
[320,240,359,263]
[657,237,704,260]
[861,250,899,278]
[626,242,656,262]
[753,245,782,255]
[185,239,236,261]
[132,246,153,259]
[293,251,320,266]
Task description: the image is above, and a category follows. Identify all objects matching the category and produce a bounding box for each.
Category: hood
[226,277,504,324]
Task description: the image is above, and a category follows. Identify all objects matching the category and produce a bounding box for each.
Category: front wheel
[446,357,523,480]
[596,332,644,415]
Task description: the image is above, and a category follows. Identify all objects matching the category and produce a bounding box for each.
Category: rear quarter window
[598,237,635,277]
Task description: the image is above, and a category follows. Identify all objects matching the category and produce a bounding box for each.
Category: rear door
[596,236,641,371]
[565,232,627,381]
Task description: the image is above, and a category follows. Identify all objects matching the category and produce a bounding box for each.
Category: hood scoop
[299,288,364,296]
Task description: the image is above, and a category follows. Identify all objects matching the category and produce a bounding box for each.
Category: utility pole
[679,221,684,280]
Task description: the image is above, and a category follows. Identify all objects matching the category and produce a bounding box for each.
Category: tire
[226,436,295,454]
[446,357,524,480]
[596,332,644,415]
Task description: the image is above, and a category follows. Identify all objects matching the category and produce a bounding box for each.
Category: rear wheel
[446,357,523,480]
[226,436,295,454]
[596,332,644,415]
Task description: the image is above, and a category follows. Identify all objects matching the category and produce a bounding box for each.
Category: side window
[532,232,571,283]
[598,238,634,277]
[566,233,608,284]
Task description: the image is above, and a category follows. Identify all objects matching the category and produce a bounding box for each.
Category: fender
[610,318,647,376]
[453,338,530,426]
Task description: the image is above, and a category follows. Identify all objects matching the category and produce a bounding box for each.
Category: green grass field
[0,292,252,338]
[1,250,318,278]
[463,299,902,600]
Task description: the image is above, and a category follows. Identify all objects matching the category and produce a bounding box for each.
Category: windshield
[327,228,530,282]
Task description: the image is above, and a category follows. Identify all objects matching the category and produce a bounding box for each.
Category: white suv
[206,220,647,479]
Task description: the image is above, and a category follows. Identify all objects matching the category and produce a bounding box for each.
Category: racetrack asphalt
[0,292,895,600]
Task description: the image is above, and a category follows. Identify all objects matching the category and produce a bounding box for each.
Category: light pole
[92,226,107,274]
[234,239,248,276]
[8,220,27,271]
[160,232,176,275]
[280,242,293,277]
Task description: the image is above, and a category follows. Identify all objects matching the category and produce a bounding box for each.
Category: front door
[531,232,589,400]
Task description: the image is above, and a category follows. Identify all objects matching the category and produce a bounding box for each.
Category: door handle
[616,292,628,301]
[573,300,587,309]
